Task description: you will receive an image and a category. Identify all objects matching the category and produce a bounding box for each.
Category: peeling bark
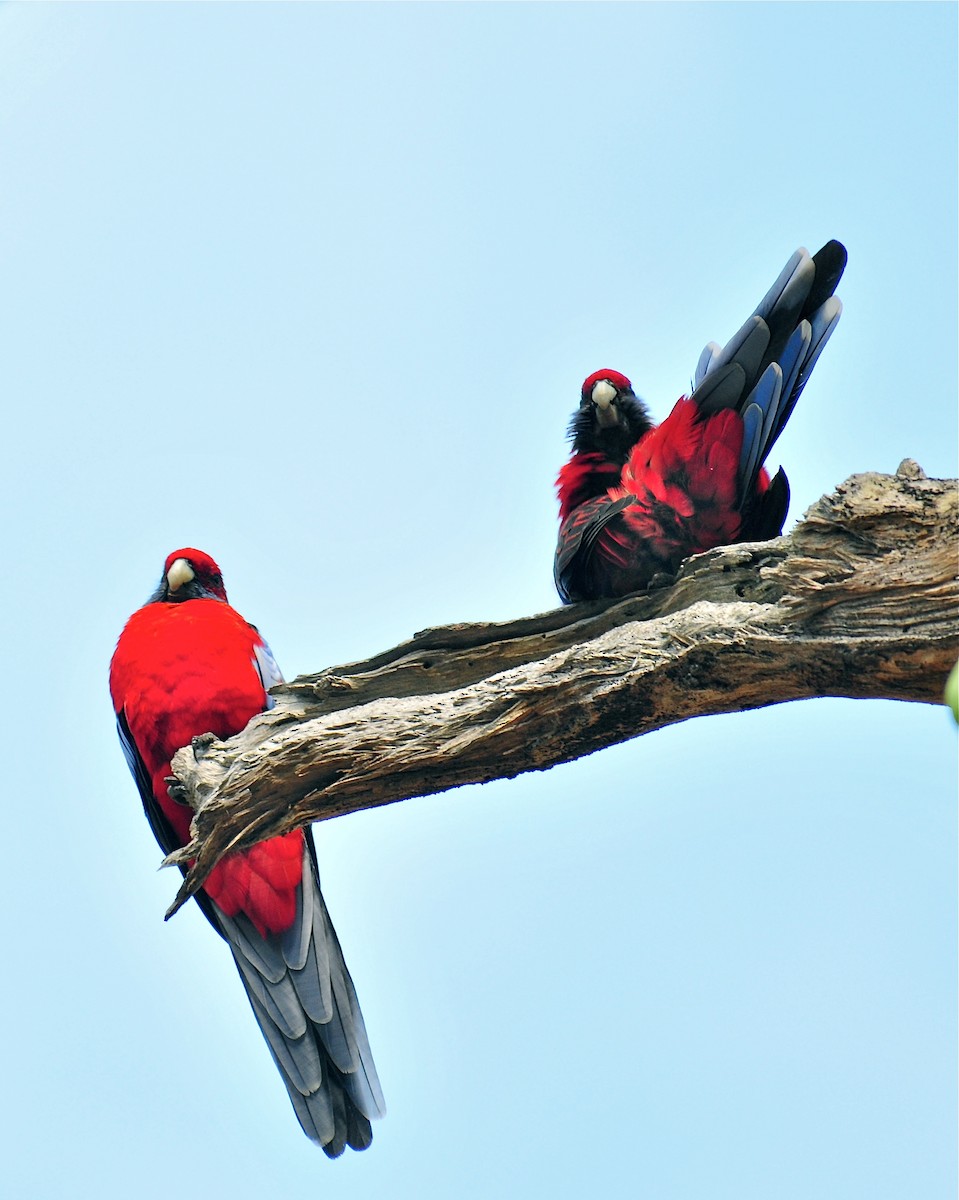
[165,463,958,918]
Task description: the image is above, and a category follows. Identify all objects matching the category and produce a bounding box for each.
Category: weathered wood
[165,463,958,918]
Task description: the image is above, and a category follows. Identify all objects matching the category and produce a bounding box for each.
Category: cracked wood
[164,463,959,918]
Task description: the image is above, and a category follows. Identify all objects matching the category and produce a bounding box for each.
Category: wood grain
[164,463,958,918]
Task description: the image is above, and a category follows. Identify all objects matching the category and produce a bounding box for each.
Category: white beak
[166,558,195,593]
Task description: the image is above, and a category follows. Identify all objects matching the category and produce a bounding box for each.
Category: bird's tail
[691,240,846,536]
[216,838,385,1157]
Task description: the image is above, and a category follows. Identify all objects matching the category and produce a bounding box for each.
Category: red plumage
[109,548,384,1155]
[556,400,771,598]
[110,590,303,936]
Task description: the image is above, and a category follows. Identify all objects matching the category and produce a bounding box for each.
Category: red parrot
[555,241,847,603]
[109,549,384,1155]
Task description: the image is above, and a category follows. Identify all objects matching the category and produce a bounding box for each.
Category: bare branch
[165,463,958,918]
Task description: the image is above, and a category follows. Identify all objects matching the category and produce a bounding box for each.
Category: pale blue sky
[0,4,955,1199]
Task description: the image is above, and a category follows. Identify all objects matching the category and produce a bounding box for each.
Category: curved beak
[166,558,195,594]
[590,379,621,428]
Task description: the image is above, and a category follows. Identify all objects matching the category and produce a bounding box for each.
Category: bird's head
[567,369,653,461]
[150,548,229,604]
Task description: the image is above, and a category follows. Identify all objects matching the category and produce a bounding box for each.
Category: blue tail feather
[739,362,783,491]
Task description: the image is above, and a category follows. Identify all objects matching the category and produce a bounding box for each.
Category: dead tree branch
[165,462,958,918]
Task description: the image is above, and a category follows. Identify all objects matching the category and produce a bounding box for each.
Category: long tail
[216,837,385,1157]
[691,240,846,536]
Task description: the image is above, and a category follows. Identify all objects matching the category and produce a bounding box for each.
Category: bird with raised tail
[555,241,847,603]
[109,548,384,1155]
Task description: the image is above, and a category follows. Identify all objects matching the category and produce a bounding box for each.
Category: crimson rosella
[555,240,846,603]
[109,549,384,1155]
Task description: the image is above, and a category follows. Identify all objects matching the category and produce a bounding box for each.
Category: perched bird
[109,549,384,1155]
[555,241,847,603]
